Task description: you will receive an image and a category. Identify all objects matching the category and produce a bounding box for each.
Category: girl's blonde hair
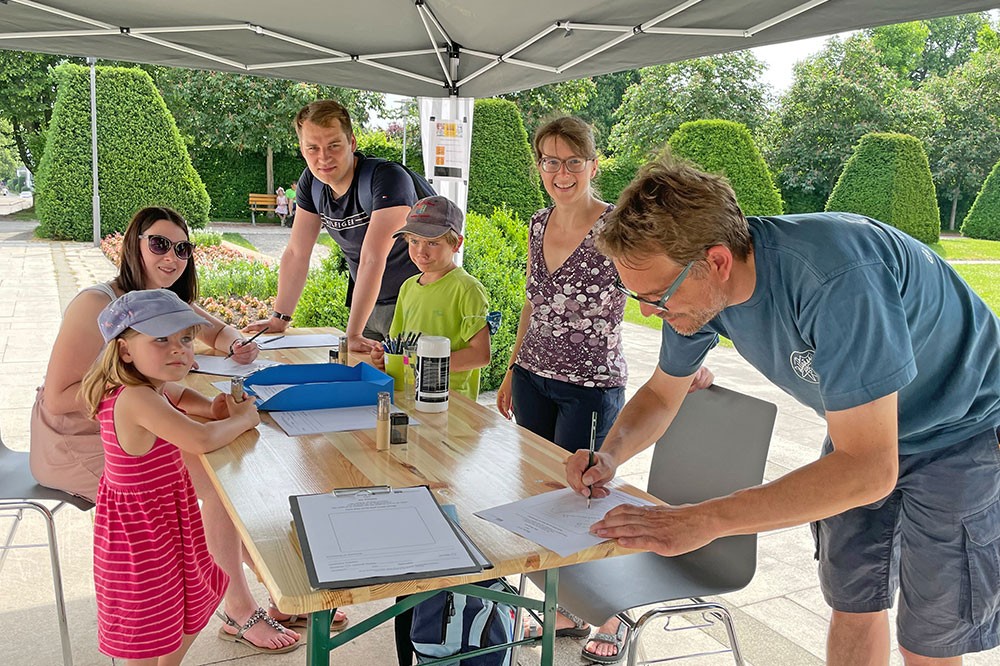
[80,329,155,417]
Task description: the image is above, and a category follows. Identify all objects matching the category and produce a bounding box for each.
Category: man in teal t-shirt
[370,196,490,399]
[565,154,1000,664]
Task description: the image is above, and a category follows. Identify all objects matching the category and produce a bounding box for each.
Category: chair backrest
[647,385,777,505]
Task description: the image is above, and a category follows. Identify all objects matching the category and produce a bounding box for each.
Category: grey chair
[529,385,776,665]
[0,433,95,666]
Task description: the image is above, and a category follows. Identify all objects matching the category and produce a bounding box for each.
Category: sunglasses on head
[139,234,195,260]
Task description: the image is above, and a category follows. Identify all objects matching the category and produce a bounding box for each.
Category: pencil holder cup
[384,353,405,391]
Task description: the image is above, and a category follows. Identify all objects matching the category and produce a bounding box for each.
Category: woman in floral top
[496,117,711,664]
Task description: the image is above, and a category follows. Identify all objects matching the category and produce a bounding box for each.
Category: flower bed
[101,232,276,327]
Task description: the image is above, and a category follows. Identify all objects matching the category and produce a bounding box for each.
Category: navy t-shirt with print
[296,153,419,305]
[658,212,1000,455]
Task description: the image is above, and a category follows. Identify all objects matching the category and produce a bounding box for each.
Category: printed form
[290,486,483,589]
[475,486,656,557]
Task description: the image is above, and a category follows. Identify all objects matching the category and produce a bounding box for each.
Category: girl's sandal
[216,608,302,654]
[582,620,629,664]
[268,599,350,632]
[523,605,591,639]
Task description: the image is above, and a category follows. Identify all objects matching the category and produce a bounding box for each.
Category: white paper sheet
[192,354,282,377]
[271,404,418,436]
[291,486,483,589]
[475,486,656,557]
[256,333,340,349]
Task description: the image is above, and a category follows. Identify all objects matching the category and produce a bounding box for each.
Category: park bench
[248,193,277,225]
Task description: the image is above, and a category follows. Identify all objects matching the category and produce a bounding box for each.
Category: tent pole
[88,56,101,247]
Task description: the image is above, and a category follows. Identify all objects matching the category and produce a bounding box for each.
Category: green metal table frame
[304,568,559,665]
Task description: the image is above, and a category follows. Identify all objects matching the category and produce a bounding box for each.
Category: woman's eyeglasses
[614,261,694,311]
[538,157,591,173]
[139,234,195,260]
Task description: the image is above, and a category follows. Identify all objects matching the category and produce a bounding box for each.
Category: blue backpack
[410,579,516,665]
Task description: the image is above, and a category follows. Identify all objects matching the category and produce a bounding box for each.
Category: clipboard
[244,362,393,411]
[288,485,491,590]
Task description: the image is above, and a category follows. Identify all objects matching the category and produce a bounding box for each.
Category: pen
[257,335,285,347]
[227,326,269,358]
[587,411,597,509]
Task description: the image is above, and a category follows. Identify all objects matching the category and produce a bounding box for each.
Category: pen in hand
[226,326,269,359]
[586,411,597,509]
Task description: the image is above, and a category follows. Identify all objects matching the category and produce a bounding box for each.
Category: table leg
[306,608,333,665]
[541,568,559,666]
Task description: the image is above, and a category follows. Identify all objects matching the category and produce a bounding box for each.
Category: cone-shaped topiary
[468,99,543,222]
[594,154,642,205]
[961,157,1000,241]
[36,64,209,240]
[826,132,939,244]
[666,119,783,216]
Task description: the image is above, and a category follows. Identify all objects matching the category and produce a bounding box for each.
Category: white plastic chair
[0,434,95,666]
[529,385,777,665]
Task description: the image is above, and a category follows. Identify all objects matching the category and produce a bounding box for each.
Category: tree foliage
[768,36,940,213]
[962,156,1000,240]
[36,64,209,240]
[826,132,940,244]
[154,69,383,153]
[608,52,771,162]
[499,79,597,141]
[576,72,639,155]
[468,99,543,222]
[667,120,783,216]
[910,13,991,82]
[923,51,1000,229]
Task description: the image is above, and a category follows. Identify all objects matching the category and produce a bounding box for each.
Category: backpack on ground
[410,579,516,666]
[357,156,437,214]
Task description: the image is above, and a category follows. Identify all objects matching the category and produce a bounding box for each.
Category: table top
[191,328,651,615]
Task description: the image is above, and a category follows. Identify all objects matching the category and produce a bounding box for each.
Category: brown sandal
[268,600,349,632]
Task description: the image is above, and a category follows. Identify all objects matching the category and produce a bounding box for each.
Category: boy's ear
[453,235,464,252]
[117,338,133,363]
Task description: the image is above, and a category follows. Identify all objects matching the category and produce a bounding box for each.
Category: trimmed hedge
[292,254,351,329]
[468,99,544,222]
[463,207,529,391]
[667,120,783,216]
[36,64,209,240]
[961,157,1000,241]
[826,133,940,244]
[594,155,641,205]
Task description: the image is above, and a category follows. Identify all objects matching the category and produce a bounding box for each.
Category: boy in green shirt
[370,196,490,399]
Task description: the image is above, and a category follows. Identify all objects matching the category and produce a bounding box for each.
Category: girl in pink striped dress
[81,289,264,663]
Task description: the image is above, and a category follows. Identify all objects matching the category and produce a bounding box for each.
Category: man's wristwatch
[272,310,292,322]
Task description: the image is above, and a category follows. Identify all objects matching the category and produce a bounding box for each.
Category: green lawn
[221,232,256,251]
[953,264,1000,315]
[928,236,1000,261]
[2,206,37,221]
[316,235,337,250]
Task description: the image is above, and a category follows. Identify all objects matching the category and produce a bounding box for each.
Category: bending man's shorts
[811,424,1000,658]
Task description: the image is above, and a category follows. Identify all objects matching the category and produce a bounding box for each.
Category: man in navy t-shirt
[246,100,419,351]
[566,155,1000,663]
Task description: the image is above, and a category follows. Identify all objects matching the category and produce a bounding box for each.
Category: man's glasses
[139,234,195,260]
[614,261,694,311]
[538,157,591,173]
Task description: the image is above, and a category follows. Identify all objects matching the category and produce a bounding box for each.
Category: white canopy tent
[2,0,997,240]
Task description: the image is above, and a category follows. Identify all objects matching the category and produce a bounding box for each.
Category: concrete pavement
[1,218,996,665]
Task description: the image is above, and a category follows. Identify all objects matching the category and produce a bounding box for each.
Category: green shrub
[961,157,1000,241]
[189,148,306,220]
[191,230,222,246]
[826,132,940,244]
[293,255,351,329]
[36,64,210,240]
[595,155,641,205]
[463,207,529,391]
[468,99,544,222]
[667,120,783,216]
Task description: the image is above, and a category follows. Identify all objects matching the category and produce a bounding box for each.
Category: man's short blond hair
[295,99,354,137]
[597,152,752,266]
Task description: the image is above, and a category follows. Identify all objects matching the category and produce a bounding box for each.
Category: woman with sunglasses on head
[496,118,711,664]
[31,206,304,654]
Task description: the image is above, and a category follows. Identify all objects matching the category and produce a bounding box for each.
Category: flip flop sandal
[521,605,590,639]
[582,620,629,664]
[216,607,302,654]
[269,600,350,632]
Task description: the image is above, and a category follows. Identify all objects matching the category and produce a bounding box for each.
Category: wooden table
[190,328,651,665]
